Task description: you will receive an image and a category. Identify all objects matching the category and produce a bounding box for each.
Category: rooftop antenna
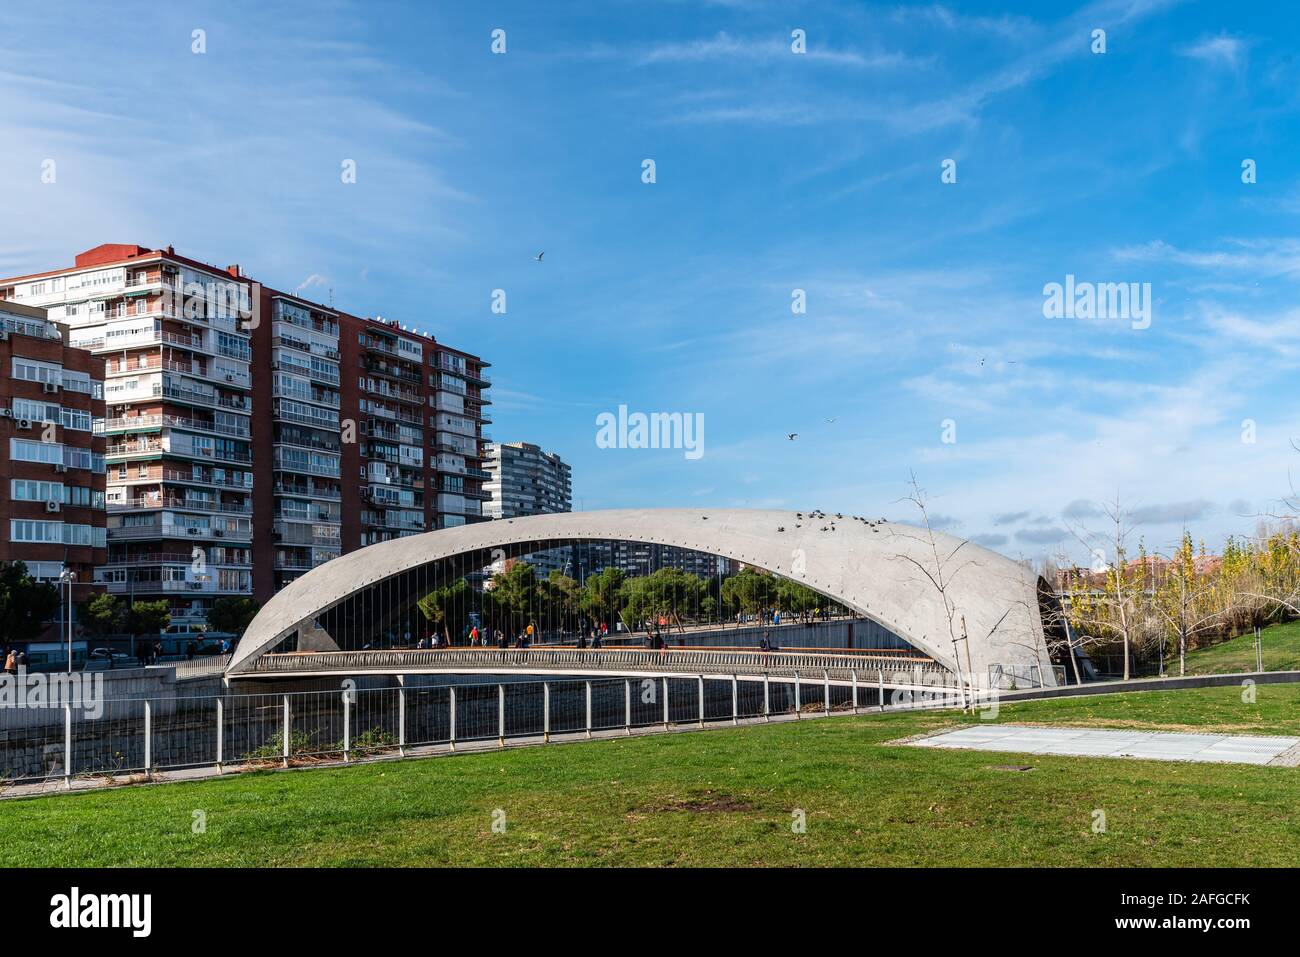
[329,287,335,308]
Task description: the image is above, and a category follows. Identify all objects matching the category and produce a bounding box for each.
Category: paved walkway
[908,724,1300,766]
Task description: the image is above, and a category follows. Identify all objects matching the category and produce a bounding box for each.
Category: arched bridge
[229,508,1057,687]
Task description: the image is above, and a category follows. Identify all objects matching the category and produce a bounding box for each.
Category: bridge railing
[240,647,949,679]
[0,670,964,788]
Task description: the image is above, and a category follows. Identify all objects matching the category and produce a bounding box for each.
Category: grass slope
[1174,619,1300,676]
[3,685,1299,868]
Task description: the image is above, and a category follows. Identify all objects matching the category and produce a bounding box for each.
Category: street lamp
[59,568,77,674]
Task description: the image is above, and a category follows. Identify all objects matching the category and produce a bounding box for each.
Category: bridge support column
[215,696,224,772]
[282,694,290,767]
[663,677,670,731]
[498,684,505,747]
[543,682,551,742]
[698,675,705,728]
[878,670,885,712]
[763,674,770,722]
[449,686,457,752]
[851,670,859,714]
[585,681,592,738]
[794,671,801,718]
[624,679,632,734]
[823,670,830,717]
[731,674,738,725]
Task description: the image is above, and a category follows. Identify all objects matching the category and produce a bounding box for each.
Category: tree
[580,566,626,633]
[888,475,983,708]
[418,578,470,644]
[125,600,171,639]
[720,567,776,622]
[82,593,124,640]
[775,577,821,620]
[1064,496,1149,681]
[620,567,703,631]
[542,571,581,636]
[207,597,261,638]
[0,561,60,645]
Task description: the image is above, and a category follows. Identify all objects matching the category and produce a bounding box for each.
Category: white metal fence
[0,670,955,787]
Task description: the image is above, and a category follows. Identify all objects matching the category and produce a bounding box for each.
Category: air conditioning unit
[225,374,235,382]
[54,463,68,473]
[17,419,31,430]
[42,381,59,394]
[45,500,60,513]
[0,330,8,341]
[187,527,200,535]
[213,529,224,537]
[0,408,11,418]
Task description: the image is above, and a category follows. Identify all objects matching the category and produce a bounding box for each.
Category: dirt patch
[629,791,758,816]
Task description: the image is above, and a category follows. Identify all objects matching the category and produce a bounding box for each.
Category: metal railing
[0,668,954,788]
[244,647,948,679]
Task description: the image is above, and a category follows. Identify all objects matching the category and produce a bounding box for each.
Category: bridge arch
[229,509,1056,686]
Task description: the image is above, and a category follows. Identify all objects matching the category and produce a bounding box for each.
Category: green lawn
[3,684,1299,868]
[1175,619,1300,676]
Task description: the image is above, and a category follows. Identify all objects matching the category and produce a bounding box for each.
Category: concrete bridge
[231,647,967,696]
[229,509,1060,688]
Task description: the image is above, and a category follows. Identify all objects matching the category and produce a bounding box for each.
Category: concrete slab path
[907,724,1300,766]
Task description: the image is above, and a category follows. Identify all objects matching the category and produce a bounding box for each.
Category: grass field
[1175,619,1300,676]
[3,684,1299,867]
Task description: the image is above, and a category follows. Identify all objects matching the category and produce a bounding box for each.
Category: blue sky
[3,0,1299,564]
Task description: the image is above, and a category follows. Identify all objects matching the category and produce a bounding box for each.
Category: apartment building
[0,245,491,619]
[0,301,106,604]
[483,441,572,519]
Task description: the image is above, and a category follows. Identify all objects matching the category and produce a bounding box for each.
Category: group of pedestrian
[135,640,163,667]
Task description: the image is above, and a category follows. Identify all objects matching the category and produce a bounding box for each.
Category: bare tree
[1063,495,1144,680]
[888,474,985,709]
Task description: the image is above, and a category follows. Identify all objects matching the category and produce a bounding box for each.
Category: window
[10,438,63,465]
[10,519,62,543]
[11,357,62,385]
[11,399,58,423]
[11,480,63,502]
[61,407,92,431]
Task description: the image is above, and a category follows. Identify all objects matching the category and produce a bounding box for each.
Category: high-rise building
[483,441,572,577]
[0,300,107,609]
[0,245,491,621]
[484,442,572,519]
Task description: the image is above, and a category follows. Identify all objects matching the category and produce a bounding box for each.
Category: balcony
[105,551,252,567]
[109,497,251,515]
[97,413,251,439]
[273,457,341,478]
[160,381,251,413]
[273,481,341,501]
[161,468,250,489]
[108,523,253,543]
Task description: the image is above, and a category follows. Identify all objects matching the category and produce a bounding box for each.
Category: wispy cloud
[1179,34,1248,69]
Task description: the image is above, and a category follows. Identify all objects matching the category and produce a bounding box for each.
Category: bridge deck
[235,647,947,682]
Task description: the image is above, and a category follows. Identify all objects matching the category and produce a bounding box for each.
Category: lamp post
[59,568,77,674]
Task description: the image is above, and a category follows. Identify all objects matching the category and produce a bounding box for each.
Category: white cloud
[1179,34,1248,69]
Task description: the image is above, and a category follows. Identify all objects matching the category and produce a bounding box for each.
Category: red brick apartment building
[0,300,107,605]
[0,245,491,625]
